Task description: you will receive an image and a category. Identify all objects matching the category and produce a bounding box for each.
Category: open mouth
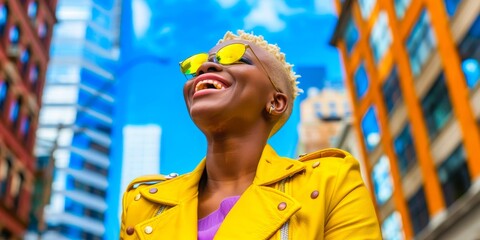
[195,79,227,93]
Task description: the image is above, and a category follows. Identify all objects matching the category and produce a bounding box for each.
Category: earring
[269,104,275,114]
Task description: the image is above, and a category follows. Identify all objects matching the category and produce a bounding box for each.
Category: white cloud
[243,0,306,32]
[314,0,337,15]
[243,0,282,32]
[132,0,152,39]
[216,0,240,8]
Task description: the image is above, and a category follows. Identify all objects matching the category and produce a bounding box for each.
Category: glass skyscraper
[34,0,120,239]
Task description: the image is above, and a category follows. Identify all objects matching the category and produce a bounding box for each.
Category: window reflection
[370,11,392,63]
[437,145,470,207]
[421,73,453,140]
[382,211,405,240]
[358,0,376,19]
[382,67,402,114]
[394,0,411,19]
[343,16,359,55]
[27,1,38,21]
[9,98,20,123]
[0,80,8,111]
[9,25,20,44]
[458,16,480,89]
[361,106,381,151]
[408,187,429,234]
[354,62,369,99]
[372,155,394,205]
[406,10,436,77]
[0,3,8,34]
[394,124,417,177]
[443,0,462,17]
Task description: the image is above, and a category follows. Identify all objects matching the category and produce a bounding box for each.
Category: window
[358,0,376,19]
[372,155,394,205]
[13,172,25,209]
[383,67,402,114]
[344,17,359,55]
[20,115,30,138]
[354,63,369,99]
[382,211,405,240]
[394,124,417,177]
[9,25,20,44]
[20,48,30,74]
[9,98,20,123]
[438,145,470,207]
[27,1,38,21]
[0,158,11,197]
[394,0,412,19]
[361,106,381,151]
[421,74,453,139]
[37,21,48,40]
[314,102,322,119]
[458,16,480,89]
[29,64,39,89]
[370,11,392,63]
[406,10,436,77]
[408,187,429,234]
[0,4,8,34]
[444,0,462,17]
[73,179,106,198]
[0,80,9,111]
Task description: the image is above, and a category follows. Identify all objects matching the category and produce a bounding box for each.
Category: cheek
[183,81,194,105]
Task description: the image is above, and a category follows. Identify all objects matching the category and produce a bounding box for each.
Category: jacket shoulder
[126,173,180,191]
[298,148,352,162]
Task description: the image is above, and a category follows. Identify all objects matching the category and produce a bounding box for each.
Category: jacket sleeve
[324,155,382,240]
[120,187,133,239]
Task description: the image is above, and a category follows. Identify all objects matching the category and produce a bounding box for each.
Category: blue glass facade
[35,0,120,239]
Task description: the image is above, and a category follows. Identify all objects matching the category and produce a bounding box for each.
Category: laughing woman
[120,31,381,240]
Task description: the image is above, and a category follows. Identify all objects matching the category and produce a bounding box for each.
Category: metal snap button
[144,226,153,234]
[311,190,319,199]
[278,202,287,211]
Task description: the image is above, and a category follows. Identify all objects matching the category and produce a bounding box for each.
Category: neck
[200,129,269,196]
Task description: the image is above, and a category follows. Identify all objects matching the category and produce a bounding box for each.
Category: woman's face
[183,40,279,134]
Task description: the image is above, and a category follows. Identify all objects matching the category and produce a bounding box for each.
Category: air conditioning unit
[8,44,21,59]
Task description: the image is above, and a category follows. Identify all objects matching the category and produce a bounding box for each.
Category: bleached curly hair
[218,30,303,136]
[219,30,302,99]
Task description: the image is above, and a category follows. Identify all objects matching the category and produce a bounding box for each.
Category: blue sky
[117,0,343,174]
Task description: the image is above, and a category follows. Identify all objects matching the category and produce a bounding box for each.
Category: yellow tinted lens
[180,53,208,75]
[216,43,246,64]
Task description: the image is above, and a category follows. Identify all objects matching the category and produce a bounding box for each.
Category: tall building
[0,0,56,238]
[331,0,480,239]
[33,0,120,239]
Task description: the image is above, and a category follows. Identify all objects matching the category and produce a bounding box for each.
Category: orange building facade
[332,0,480,239]
[0,0,56,238]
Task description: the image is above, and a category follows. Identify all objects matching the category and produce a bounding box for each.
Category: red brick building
[0,0,56,238]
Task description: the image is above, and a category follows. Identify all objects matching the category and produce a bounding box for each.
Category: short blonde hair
[218,30,303,99]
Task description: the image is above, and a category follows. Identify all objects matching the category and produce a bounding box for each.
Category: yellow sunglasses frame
[179,43,281,93]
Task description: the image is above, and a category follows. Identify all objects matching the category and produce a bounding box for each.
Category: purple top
[198,196,240,240]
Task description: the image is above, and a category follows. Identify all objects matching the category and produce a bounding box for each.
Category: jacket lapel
[134,160,205,239]
[215,184,301,239]
[216,145,306,239]
[133,145,306,239]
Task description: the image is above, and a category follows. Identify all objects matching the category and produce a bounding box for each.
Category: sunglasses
[179,43,281,92]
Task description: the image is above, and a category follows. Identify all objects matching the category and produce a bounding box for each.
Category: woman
[120,30,381,239]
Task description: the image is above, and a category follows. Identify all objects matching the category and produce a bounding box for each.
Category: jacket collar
[136,144,306,239]
[141,144,305,205]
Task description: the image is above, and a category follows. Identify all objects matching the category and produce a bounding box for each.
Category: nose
[196,61,223,76]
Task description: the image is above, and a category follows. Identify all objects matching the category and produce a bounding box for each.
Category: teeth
[195,79,226,92]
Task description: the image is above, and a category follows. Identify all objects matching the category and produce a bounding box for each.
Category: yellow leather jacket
[120,145,381,239]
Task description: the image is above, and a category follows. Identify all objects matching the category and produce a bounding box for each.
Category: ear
[265,92,288,116]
